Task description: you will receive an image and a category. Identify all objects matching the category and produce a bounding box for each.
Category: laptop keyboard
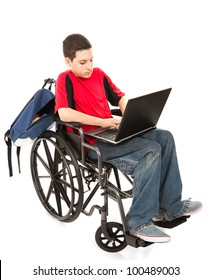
[96,128,118,141]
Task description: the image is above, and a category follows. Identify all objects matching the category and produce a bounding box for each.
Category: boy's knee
[164,130,173,139]
[158,129,175,146]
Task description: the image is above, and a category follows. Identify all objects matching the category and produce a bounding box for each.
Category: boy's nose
[86,61,93,70]
[86,64,92,70]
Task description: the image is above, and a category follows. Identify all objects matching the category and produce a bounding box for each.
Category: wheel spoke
[54,181,71,208]
[54,183,62,216]
[34,150,51,175]
[43,140,54,172]
[114,238,124,245]
[45,181,54,202]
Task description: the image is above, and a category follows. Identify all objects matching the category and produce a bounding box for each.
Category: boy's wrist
[97,118,104,127]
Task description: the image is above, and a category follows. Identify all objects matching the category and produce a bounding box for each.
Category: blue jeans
[87,129,189,232]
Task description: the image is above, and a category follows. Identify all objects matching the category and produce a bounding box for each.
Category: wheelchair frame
[30,117,189,252]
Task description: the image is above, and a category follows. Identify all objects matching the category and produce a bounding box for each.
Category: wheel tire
[95,222,127,252]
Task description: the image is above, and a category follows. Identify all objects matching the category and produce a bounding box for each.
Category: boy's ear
[65,57,72,67]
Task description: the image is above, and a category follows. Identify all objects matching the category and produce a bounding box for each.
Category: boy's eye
[79,59,93,65]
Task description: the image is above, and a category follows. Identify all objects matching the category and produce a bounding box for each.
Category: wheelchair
[30,82,189,253]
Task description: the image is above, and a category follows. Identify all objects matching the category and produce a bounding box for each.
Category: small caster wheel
[95,222,127,252]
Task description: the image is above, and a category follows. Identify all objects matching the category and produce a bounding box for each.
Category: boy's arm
[58,107,121,128]
[118,96,128,115]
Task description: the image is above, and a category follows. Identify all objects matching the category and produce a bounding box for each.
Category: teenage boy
[55,33,202,243]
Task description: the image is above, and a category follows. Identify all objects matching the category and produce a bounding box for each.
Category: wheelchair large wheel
[95,222,127,252]
[30,130,83,222]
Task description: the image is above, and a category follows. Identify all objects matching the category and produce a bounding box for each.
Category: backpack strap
[4,130,21,177]
[4,130,13,177]
[42,78,56,90]
[16,146,21,174]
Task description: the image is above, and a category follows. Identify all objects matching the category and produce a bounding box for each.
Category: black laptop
[85,88,171,144]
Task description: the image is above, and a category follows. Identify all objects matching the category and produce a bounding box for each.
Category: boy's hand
[100,117,121,129]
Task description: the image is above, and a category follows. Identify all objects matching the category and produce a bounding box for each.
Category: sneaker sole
[135,233,171,243]
[152,217,165,222]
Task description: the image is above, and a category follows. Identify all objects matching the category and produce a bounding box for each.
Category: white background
[0,0,210,279]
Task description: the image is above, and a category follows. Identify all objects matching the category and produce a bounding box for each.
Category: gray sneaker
[183,200,203,216]
[153,200,203,222]
[133,225,171,243]
[152,211,165,222]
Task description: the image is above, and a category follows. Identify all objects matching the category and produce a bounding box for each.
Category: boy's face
[65,48,93,78]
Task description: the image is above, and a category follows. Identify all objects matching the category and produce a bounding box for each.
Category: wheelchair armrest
[55,116,82,129]
[111,108,122,117]
[64,121,81,128]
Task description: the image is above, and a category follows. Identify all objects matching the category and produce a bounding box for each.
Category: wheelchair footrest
[153,216,190,229]
[125,233,153,248]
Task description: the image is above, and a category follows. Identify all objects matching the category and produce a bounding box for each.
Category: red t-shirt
[55,67,125,144]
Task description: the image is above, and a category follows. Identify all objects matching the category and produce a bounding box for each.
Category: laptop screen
[115,88,171,141]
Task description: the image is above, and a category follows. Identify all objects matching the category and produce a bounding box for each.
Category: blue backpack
[4,78,56,176]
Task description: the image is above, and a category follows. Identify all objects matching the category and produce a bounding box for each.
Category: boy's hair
[63,34,92,60]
